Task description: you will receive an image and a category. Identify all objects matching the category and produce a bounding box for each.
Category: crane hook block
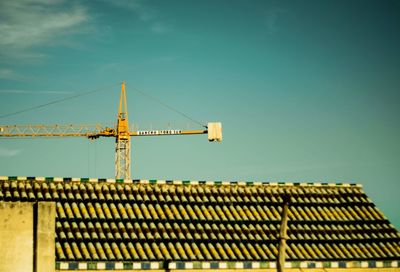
[207,122,222,142]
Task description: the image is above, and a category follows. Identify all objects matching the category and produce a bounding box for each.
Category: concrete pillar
[36,202,56,272]
[0,202,34,272]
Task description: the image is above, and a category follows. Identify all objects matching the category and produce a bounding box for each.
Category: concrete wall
[0,202,34,272]
[0,201,55,272]
[36,202,56,272]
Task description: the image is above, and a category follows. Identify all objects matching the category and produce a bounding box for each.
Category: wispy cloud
[146,56,176,65]
[150,22,172,34]
[102,0,142,13]
[99,0,172,34]
[265,8,286,34]
[0,0,90,63]
[0,89,73,95]
[0,147,22,157]
[0,68,34,81]
[99,0,154,21]
[0,68,21,80]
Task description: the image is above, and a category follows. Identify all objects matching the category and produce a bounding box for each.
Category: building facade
[1,176,399,271]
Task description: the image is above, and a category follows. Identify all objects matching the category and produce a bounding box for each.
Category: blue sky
[0,0,399,227]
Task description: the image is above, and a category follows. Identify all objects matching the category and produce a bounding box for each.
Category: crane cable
[0,82,120,119]
[0,82,207,128]
[129,85,207,128]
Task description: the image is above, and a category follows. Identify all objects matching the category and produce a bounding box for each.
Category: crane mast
[115,82,131,179]
[0,82,222,179]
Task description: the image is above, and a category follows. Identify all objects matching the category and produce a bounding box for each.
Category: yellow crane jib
[0,82,222,180]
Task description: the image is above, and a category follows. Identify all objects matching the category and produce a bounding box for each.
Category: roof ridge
[0,176,363,188]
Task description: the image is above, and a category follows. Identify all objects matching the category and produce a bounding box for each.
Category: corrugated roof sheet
[1,177,400,265]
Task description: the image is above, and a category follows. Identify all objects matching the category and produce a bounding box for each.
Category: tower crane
[0,82,222,179]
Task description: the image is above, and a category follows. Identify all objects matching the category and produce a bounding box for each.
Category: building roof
[1,176,400,270]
